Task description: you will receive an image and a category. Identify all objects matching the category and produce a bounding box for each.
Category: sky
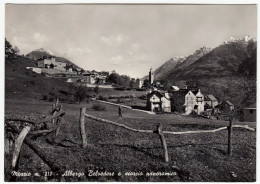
[5,4,257,78]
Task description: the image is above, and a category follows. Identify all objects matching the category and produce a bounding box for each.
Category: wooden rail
[80,110,255,163]
[84,113,153,133]
[84,113,255,134]
[5,111,65,125]
[5,98,66,178]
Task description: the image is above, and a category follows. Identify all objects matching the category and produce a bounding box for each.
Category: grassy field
[4,96,256,182]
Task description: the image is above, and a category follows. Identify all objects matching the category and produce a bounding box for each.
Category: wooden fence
[5,99,65,178]
[79,107,255,163]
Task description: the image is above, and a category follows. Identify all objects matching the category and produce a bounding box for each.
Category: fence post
[154,123,169,163]
[52,98,59,124]
[227,117,233,156]
[80,107,87,148]
[12,125,31,169]
[55,105,63,136]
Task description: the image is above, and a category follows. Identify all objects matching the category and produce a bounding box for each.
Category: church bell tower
[149,68,154,85]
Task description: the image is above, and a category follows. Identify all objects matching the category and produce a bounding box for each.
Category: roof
[82,71,91,75]
[217,100,234,107]
[205,94,217,101]
[147,90,164,99]
[244,102,256,109]
[225,100,234,106]
[171,86,179,90]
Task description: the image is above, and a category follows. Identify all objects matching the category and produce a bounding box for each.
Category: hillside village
[5,35,256,122]
[145,68,241,120]
[26,56,110,86]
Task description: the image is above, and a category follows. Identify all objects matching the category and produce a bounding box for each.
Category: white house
[184,91,197,115]
[147,90,171,112]
[184,89,204,115]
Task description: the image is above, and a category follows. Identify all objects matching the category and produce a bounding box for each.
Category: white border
[1,1,259,184]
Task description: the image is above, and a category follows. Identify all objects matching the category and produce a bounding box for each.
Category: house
[243,103,256,122]
[54,62,66,71]
[147,90,171,112]
[96,75,107,84]
[82,71,96,84]
[184,91,196,115]
[38,58,55,68]
[26,67,42,74]
[184,89,204,115]
[216,100,234,113]
[204,94,218,108]
[37,57,66,71]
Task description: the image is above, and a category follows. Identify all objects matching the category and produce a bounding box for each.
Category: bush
[42,95,48,101]
[48,97,55,102]
[74,85,88,103]
[117,98,125,103]
[92,103,106,111]
[30,80,36,85]
[98,95,108,101]
[59,90,70,96]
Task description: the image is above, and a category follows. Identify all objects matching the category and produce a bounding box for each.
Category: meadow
[4,96,256,182]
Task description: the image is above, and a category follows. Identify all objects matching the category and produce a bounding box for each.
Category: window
[250,109,254,114]
[191,97,193,100]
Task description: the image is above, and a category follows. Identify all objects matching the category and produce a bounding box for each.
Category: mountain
[5,41,75,100]
[151,56,186,80]
[148,36,256,112]
[155,46,212,81]
[164,39,254,80]
[26,49,81,68]
[5,55,72,100]
[172,46,212,71]
[26,48,53,60]
[167,42,247,80]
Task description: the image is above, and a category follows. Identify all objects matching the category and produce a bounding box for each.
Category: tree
[5,38,12,50]
[94,85,100,95]
[13,46,20,55]
[142,79,149,88]
[186,80,199,91]
[74,85,88,103]
[129,78,136,88]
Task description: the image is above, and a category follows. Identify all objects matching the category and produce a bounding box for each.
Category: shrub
[42,95,48,101]
[86,98,91,104]
[117,98,125,103]
[48,92,56,97]
[30,80,36,85]
[92,103,106,111]
[74,85,88,103]
[48,97,55,102]
[59,90,70,96]
[98,95,108,101]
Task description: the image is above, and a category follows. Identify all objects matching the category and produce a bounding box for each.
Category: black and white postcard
[3,2,257,182]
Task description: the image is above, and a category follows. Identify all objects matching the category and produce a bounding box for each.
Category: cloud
[110,55,124,65]
[67,47,92,55]
[33,33,49,43]
[100,34,128,46]
[12,36,33,54]
[128,43,140,55]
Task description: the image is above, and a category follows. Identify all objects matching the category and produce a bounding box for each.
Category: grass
[5,96,256,182]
